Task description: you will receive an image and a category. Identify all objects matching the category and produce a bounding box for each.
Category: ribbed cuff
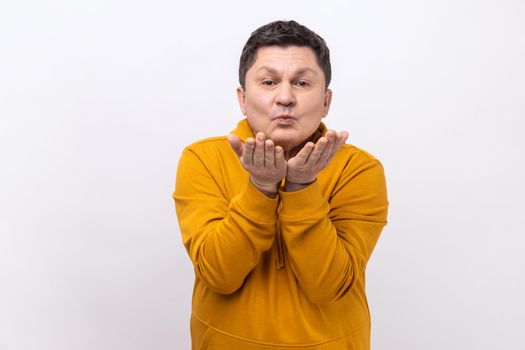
[279,180,329,221]
[232,177,279,224]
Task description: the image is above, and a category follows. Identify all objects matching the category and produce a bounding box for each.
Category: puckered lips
[272,113,296,126]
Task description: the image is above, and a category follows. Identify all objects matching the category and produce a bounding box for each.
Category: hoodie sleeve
[278,159,389,304]
[173,146,278,294]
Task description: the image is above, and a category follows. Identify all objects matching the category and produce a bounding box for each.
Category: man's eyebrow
[256,66,279,74]
[256,66,318,76]
[294,67,318,76]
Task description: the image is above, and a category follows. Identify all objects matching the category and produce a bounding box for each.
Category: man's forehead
[253,45,316,60]
[251,46,320,73]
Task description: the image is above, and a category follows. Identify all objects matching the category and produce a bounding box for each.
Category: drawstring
[275,202,285,269]
[275,224,285,269]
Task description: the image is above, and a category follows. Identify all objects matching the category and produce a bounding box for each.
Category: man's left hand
[285,130,348,192]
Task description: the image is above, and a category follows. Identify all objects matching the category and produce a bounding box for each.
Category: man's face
[237,45,332,155]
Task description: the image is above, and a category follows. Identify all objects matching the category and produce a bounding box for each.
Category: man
[173,20,389,349]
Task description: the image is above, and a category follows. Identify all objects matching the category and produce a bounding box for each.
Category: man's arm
[280,136,388,305]
[173,146,279,294]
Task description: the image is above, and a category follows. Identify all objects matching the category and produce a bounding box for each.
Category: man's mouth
[273,113,295,120]
[274,115,295,125]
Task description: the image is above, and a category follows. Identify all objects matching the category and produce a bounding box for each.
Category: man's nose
[275,82,296,107]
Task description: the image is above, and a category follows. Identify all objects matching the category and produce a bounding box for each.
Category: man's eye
[262,80,275,86]
[296,81,309,87]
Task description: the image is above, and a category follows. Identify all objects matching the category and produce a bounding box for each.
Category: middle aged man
[174,20,389,349]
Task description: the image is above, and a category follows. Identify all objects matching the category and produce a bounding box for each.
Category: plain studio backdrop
[1,0,524,349]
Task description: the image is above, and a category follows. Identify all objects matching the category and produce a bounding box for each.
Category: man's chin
[271,136,296,149]
[270,129,298,142]
[271,137,305,156]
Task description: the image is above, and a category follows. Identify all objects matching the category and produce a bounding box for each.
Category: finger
[307,137,328,165]
[227,134,244,158]
[243,137,255,166]
[332,131,348,153]
[341,131,349,144]
[253,132,265,168]
[275,146,286,170]
[337,131,348,147]
[317,130,336,165]
[324,131,349,165]
[293,142,315,165]
[264,139,275,168]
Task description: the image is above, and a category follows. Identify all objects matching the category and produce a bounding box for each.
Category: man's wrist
[283,178,316,192]
[250,177,279,198]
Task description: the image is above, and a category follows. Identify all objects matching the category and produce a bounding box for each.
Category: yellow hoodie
[173,119,389,349]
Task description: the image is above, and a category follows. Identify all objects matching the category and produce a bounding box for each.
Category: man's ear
[322,88,333,118]
[236,87,246,115]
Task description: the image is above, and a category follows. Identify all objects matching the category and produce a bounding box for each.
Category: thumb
[227,134,244,157]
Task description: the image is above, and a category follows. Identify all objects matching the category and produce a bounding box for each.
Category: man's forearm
[174,149,279,294]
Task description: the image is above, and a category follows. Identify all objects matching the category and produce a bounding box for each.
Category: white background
[1,0,524,349]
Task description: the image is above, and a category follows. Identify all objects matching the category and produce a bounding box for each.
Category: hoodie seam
[192,312,368,348]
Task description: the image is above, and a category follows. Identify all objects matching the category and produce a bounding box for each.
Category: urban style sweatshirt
[173,119,389,349]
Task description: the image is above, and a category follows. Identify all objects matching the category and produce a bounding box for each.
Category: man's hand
[285,130,348,192]
[227,132,287,197]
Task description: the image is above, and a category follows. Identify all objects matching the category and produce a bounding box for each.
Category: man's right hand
[227,132,286,198]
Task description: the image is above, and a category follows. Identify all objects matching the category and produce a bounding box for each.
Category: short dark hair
[239,20,331,90]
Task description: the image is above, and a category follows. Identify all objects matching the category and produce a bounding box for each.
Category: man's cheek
[251,95,273,112]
